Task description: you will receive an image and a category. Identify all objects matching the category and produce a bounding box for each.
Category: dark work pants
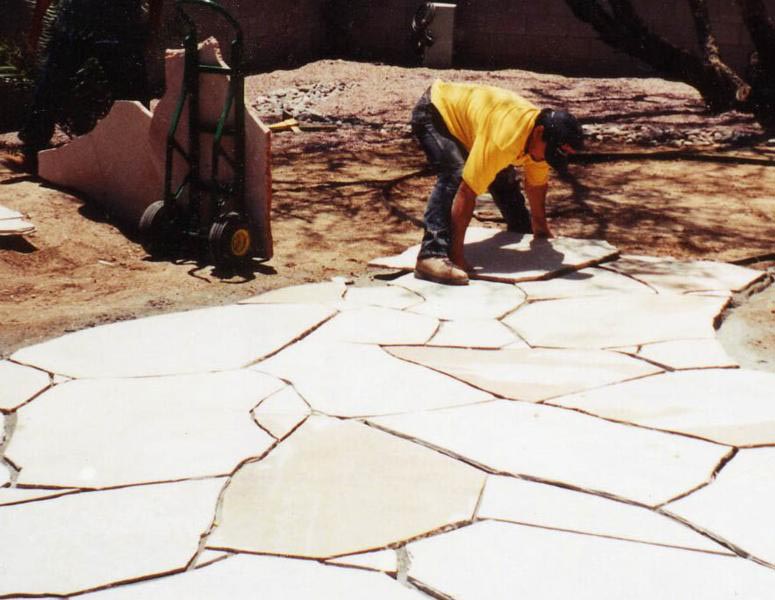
[410,89,532,259]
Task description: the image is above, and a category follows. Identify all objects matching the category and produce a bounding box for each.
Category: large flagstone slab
[341,284,423,310]
[0,478,224,597]
[390,273,525,320]
[370,227,619,282]
[240,281,346,306]
[78,554,421,599]
[370,401,728,506]
[308,306,438,345]
[39,101,162,225]
[552,370,775,446]
[255,341,491,417]
[426,319,518,348]
[11,303,334,378]
[667,448,775,564]
[479,476,728,553]
[387,346,661,402]
[251,386,310,439]
[7,371,280,488]
[207,417,485,558]
[406,520,775,600]
[634,338,738,369]
[0,360,50,410]
[504,294,727,348]
[602,255,765,294]
[515,266,655,299]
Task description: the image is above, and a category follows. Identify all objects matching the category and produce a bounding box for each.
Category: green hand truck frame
[140,0,255,266]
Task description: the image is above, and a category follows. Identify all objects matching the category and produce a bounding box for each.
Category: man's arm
[449,180,478,270]
[525,182,553,238]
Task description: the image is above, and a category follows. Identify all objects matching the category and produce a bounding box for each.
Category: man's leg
[410,91,469,284]
[489,166,532,233]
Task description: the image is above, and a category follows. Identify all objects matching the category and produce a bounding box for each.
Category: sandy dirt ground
[1,60,774,361]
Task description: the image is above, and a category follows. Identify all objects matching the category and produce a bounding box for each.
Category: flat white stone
[479,476,728,553]
[504,294,727,349]
[308,306,437,345]
[387,346,661,402]
[516,266,655,299]
[77,554,422,599]
[256,341,491,417]
[406,520,775,600]
[240,281,345,305]
[7,371,280,487]
[427,319,517,348]
[0,204,23,220]
[208,417,485,558]
[371,401,728,506]
[11,303,335,378]
[552,370,775,446]
[0,462,9,486]
[0,360,50,410]
[327,549,398,572]
[603,255,765,294]
[0,478,224,597]
[392,273,525,320]
[636,338,738,369]
[0,487,75,506]
[370,228,619,283]
[339,285,423,310]
[251,385,310,439]
[667,448,775,565]
[0,217,35,235]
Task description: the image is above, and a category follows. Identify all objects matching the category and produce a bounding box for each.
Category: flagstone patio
[1,233,773,598]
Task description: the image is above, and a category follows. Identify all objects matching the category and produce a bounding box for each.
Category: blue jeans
[411,89,532,259]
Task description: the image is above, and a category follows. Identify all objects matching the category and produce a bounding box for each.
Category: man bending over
[411,80,584,285]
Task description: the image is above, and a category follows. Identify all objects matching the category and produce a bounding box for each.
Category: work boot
[415,256,469,285]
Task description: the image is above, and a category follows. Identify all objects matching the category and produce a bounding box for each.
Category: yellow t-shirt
[430,80,549,195]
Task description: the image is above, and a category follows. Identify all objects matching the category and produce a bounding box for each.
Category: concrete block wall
[325,0,423,65]
[3,0,775,80]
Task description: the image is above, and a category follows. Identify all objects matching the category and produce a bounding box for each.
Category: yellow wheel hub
[230,228,251,257]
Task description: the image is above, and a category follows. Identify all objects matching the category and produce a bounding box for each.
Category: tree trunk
[563,0,746,111]
[736,0,775,129]
[687,0,751,108]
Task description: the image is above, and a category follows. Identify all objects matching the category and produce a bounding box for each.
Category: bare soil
[1,60,774,362]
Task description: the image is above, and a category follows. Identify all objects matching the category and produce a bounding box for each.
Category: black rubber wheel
[208,212,252,266]
[138,200,175,256]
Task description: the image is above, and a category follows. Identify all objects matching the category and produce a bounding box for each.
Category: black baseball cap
[540,109,584,171]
